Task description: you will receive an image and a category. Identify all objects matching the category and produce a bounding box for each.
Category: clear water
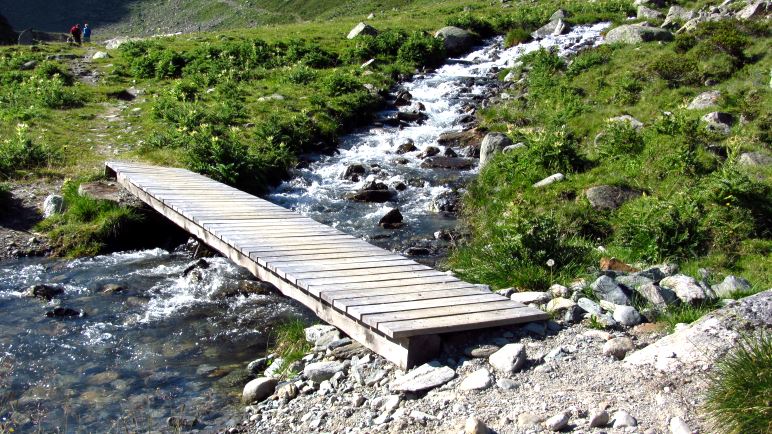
[0,23,607,432]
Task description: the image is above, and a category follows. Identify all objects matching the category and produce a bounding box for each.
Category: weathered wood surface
[105,161,548,368]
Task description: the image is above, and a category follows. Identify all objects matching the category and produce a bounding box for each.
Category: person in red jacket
[69,24,82,45]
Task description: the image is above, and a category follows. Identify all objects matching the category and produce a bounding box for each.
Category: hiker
[83,23,91,43]
[69,24,81,45]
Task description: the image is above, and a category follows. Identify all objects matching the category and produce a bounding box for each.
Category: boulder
[24,284,64,300]
[389,362,456,393]
[608,114,643,130]
[396,140,418,154]
[437,129,484,150]
[479,132,512,167]
[711,275,751,298]
[533,173,565,188]
[611,411,637,428]
[544,411,570,431]
[20,60,37,70]
[242,377,278,403]
[585,185,641,211]
[635,282,678,308]
[687,90,721,110]
[577,298,603,316]
[605,24,673,44]
[465,417,490,434]
[43,194,64,217]
[92,51,110,60]
[347,22,378,39]
[660,274,707,305]
[459,368,493,391]
[46,307,82,318]
[591,275,630,305]
[420,156,475,170]
[488,343,527,374]
[379,208,404,229]
[346,181,396,203]
[589,409,610,428]
[434,26,476,56]
[342,164,366,181]
[613,305,642,327]
[702,111,734,134]
[662,6,696,29]
[637,6,664,20]
[738,151,772,167]
[737,1,770,20]
[603,337,634,360]
[418,146,441,159]
[429,190,461,213]
[303,361,344,383]
[531,19,569,40]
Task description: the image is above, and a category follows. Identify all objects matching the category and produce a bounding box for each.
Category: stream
[0,23,606,432]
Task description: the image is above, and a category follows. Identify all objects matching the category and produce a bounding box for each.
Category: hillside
[1,0,414,37]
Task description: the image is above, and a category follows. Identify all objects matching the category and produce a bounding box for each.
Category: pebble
[589,409,609,427]
[464,416,489,434]
[603,337,635,360]
[496,378,518,390]
[488,343,527,374]
[544,411,570,431]
[612,410,637,428]
[459,368,493,391]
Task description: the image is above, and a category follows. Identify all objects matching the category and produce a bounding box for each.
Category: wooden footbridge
[106,161,547,368]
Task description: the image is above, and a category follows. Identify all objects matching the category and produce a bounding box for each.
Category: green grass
[36,178,141,257]
[269,318,312,376]
[704,332,772,434]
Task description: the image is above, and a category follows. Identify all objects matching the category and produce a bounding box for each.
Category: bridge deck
[106,161,547,368]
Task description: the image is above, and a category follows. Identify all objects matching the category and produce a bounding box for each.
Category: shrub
[704,333,772,434]
[446,13,495,37]
[0,123,57,178]
[321,71,361,96]
[154,49,187,79]
[567,45,614,77]
[650,52,701,87]
[397,32,446,68]
[35,61,74,85]
[594,120,644,159]
[610,71,644,105]
[691,20,751,64]
[282,65,317,85]
[504,29,531,48]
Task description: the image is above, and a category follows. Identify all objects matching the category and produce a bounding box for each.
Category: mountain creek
[2,24,609,432]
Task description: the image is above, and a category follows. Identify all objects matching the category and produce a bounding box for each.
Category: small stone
[545,297,576,314]
[589,409,609,427]
[660,275,707,305]
[533,173,565,188]
[92,51,110,60]
[603,337,635,360]
[389,362,455,393]
[549,284,569,298]
[459,368,493,391]
[304,324,339,344]
[347,22,378,39]
[669,416,691,434]
[43,194,64,217]
[613,305,642,327]
[517,412,544,426]
[511,291,551,305]
[465,417,489,434]
[488,344,527,374]
[276,382,298,400]
[496,378,518,390]
[591,275,630,305]
[702,112,734,134]
[464,344,500,358]
[242,377,279,404]
[577,298,603,316]
[379,208,404,229]
[611,410,637,428]
[711,275,751,298]
[303,361,344,383]
[544,411,570,431]
[24,284,64,300]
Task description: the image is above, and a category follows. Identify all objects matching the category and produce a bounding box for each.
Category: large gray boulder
[627,290,772,372]
[637,6,664,20]
[488,343,527,374]
[702,111,734,134]
[605,24,673,44]
[242,377,278,403]
[303,361,344,382]
[687,90,721,110]
[660,275,707,305]
[347,22,378,39]
[738,151,772,167]
[737,1,770,20]
[662,6,696,29]
[591,275,630,305]
[531,19,569,40]
[434,26,476,56]
[712,275,751,298]
[585,185,641,211]
[479,132,512,167]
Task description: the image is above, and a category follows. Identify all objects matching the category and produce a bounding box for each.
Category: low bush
[446,13,495,37]
[567,45,614,77]
[704,332,772,434]
[650,52,701,87]
[594,120,644,159]
[504,29,531,48]
[0,123,57,178]
[397,32,446,68]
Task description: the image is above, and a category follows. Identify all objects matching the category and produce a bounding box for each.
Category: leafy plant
[0,123,57,178]
[397,32,446,68]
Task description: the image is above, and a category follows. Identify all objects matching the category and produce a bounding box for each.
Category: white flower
[546,259,555,267]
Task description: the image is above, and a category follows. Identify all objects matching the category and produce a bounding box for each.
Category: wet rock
[24,284,64,300]
[396,140,417,154]
[342,164,366,181]
[183,258,209,277]
[429,190,461,213]
[420,156,475,170]
[660,274,707,305]
[347,22,378,39]
[346,181,396,203]
[397,110,427,123]
[605,24,673,44]
[591,275,630,305]
[459,368,493,391]
[489,343,527,374]
[585,185,641,211]
[465,416,489,434]
[99,283,125,294]
[434,26,477,56]
[242,377,279,404]
[702,111,734,134]
[687,90,721,110]
[479,132,513,167]
[246,357,270,376]
[43,194,64,217]
[394,91,412,106]
[544,411,570,431]
[533,173,565,188]
[379,208,404,229]
[389,362,455,393]
[437,129,483,149]
[46,307,83,318]
[532,19,569,39]
[418,146,441,158]
[404,246,431,256]
[167,416,198,429]
[738,151,772,167]
[603,337,634,360]
[304,361,344,382]
[712,275,751,298]
[443,147,458,157]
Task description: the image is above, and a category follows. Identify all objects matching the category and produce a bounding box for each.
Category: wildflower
[546,259,555,267]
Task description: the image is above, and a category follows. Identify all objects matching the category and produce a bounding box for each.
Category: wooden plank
[297,269,451,288]
[272,256,412,272]
[328,285,485,308]
[379,307,549,338]
[288,263,431,280]
[365,300,523,329]
[256,250,399,264]
[309,276,465,297]
[346,292,503,318]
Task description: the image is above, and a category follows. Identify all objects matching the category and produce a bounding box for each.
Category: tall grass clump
[704,332,772,434]
[270,318,312,375]
[0,123,58,178]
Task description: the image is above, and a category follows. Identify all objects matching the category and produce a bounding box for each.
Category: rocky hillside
[1,0,414,38]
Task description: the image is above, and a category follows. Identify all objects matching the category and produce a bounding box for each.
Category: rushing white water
[268,23,608,252]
